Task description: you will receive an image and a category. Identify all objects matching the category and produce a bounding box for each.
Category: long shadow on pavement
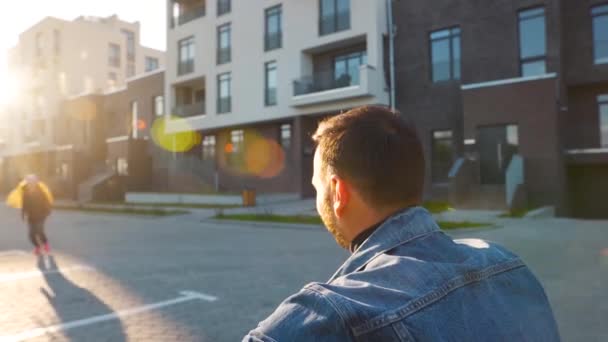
[38,256,127,341]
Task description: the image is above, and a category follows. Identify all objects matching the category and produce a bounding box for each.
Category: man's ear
[330,175,350,218]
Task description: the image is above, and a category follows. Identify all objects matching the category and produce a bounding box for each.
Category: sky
[0,0,166,105]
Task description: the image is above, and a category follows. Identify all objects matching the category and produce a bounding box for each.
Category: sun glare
[0,68,22,106]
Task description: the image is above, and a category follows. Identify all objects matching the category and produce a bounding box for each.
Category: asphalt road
[0,206,606,341]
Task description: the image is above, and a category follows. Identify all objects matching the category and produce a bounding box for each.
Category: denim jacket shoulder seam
[352,258,526,336]
[304,284,353,336]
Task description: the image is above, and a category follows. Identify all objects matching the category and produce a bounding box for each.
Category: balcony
[178,60,194,76]
[217,47,231,65]
[171,0,206,27]
[174,101,205,117]
[319,11,350,36]
[291,64,380,107]
[265,32,282,51]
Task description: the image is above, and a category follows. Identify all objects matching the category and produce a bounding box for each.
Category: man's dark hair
[312,105,425,209]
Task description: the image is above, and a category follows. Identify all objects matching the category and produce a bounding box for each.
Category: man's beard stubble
[320,191,350,249]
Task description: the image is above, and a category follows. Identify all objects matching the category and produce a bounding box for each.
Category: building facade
[393,0,608,217]
[165,0,390,196]
[0,15,165,171]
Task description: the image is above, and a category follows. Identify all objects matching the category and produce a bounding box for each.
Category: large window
[592,4,608,64]
[265,61,277,106]
[518,7,547,77]
[599,94,608,147]
[53,29,61,56]
[178,37,195,75]
[432,130,454,184]
[218,0,231,16]
[280,124,291,150]
[108,43,121,67]
[217,23,231,64]
[203,135,216,161]
[154,95,164,116]
[145,57,159,72]
[217,72,232,114]
[430,27,461,82]
[320,0,350,36]
[334,51,367,87]
[265,5,282,51]
[127,63,136,78]
[108,72,117,88]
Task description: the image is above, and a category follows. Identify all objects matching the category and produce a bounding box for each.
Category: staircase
[77,167,115,203]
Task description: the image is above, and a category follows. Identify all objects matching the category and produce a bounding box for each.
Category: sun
[0,66,22,106]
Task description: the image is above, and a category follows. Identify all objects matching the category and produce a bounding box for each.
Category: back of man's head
[313,105,425,210]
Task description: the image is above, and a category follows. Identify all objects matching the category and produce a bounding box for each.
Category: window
[519,7,546,77]
[53,29,61,56]
[431,130,454,183]
[217,73,232,113]
[228,130,245,167]
[203,135,216,161]
[178,37,195,75]
[430,27,461,82]
[592,4,608,64]
[599,94,608,147]
[217,23,231,64]
[117,158,129,176]
[121,29,136,61]
[127,63,135,78]
[280,124,291,150]
[145,57,159,72]
[265,5,282,51]
[218,0,231,16]
[265,61,277,106]
[131,101,139,139]
[109,43,121,67]
[320,0,350,36]
[154,95,164,116]
[334,51,367,87]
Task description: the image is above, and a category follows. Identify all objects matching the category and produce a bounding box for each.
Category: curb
[201,218,324,231]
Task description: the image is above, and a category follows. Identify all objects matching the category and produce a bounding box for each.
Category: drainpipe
[386,0,396,110]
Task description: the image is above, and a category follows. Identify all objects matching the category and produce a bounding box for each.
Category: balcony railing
[265,32,282,51]
[217,97,231,114]
[319,10,351,36]
[174,101,206,117]
[172,4,206,27]
[178,60,194,76]
[217,47,231,65]
[293,70,361,96]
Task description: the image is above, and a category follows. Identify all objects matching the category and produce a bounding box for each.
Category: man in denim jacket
[244,106,560,341]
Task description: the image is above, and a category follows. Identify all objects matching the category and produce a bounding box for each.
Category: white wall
[166,0,389,133]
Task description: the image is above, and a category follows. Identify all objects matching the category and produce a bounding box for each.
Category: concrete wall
[165,0,389,133]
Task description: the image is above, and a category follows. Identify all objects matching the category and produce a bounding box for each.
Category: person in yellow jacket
[6,175,54,255]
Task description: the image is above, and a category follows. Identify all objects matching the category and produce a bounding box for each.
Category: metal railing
[173,101,206,117]
[217,0,231,15]
[264,32,282,51]
[173,4,206,27]
[217,97,231,114]
[178,60,194,75]
[293,70,361,96]
[217,47,231,65]
[319,10,350,35]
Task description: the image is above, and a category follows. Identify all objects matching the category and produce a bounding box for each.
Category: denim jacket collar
[328,206,439,282]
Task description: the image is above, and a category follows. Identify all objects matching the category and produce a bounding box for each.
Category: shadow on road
[38,256,127,341]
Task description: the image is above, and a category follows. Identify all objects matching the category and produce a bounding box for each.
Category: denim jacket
[244,207,560,341]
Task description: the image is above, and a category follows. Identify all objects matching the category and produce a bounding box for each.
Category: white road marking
[0,250,28,257]
[0,265,95,283]
[0,291,218,342]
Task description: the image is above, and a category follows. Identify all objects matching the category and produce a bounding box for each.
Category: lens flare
[220,130,286,179]
[151,115,201,153]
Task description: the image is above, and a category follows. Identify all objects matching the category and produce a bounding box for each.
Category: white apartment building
[165,0,390,196]
[3,15,165,157]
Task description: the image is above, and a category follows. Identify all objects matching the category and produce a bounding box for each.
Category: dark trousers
[28,220,48,248]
